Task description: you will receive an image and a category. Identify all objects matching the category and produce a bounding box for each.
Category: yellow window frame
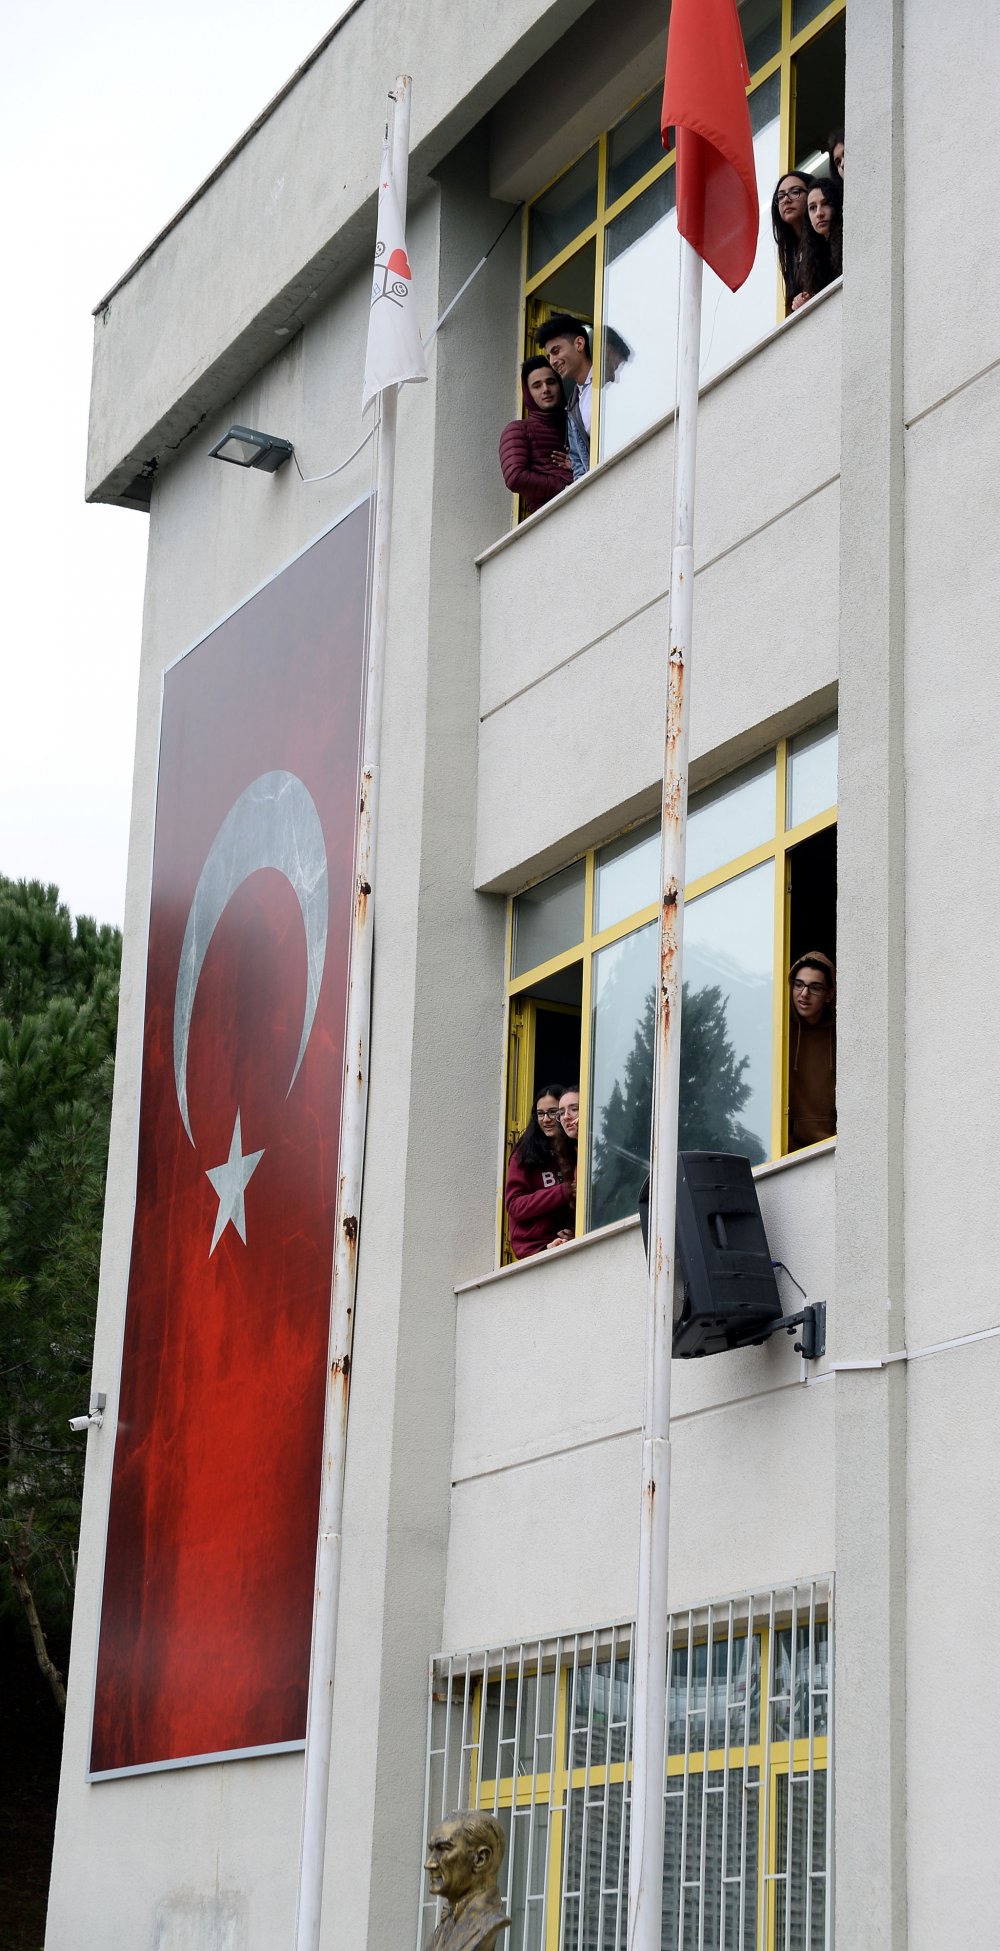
[500,733,837,1262]
[467,1621,829,1951]
[517,0,847,482]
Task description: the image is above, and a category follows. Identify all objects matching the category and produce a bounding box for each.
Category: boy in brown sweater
[787,951,837,1150]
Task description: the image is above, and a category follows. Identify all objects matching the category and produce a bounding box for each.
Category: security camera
[68,1392,107,1433]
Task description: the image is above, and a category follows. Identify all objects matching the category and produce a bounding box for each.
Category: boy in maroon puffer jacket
[498,357,573,516]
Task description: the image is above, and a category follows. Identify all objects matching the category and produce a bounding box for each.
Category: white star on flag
[362,145,428,414]
[205,1109,264,1256]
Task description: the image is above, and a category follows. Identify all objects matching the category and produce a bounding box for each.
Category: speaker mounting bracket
[760,1303,825,1361]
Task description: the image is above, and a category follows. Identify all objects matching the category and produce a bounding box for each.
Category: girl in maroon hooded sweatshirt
[505,1081,577,1259]
[499,358,573,516]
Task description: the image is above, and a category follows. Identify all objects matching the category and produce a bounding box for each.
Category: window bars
[418,1579,832,1951]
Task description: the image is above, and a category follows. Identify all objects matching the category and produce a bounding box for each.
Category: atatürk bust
[424,1810,512,1951]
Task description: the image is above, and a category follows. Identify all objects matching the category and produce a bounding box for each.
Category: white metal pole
[293,73,412,1951]
[627,234,703,1951]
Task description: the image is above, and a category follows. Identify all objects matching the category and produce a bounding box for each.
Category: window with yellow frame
[419,1582,832,1951]
[501,717,837,1261]
[519,0,845,479]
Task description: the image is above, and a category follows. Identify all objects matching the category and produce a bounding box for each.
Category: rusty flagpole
[293,74,413,1951]
[626,233,703,1951]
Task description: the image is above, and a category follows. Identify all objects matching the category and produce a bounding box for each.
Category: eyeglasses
[537,1107,561,1120]
[777,186,806,201]
[792,979,828,995]
[560,1106,580,1120]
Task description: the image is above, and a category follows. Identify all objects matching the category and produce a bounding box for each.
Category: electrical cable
[292,425,374,485]
[771,1259,808,1303]
[290,201,523,483]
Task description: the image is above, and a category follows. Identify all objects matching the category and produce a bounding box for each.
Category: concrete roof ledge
[86,0,591,508]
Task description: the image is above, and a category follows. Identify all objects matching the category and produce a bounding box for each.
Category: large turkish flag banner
[90,501,371,1775]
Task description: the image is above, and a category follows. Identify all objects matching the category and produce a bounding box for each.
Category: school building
[45,0,999,1947]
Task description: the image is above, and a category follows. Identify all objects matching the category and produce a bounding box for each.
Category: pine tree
[0,879,121,1709]
[591,981,766,1228]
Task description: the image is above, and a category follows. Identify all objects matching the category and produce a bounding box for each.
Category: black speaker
[637,1152,782,1358]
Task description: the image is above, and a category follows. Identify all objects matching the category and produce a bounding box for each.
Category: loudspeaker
[637,1152,782,1358]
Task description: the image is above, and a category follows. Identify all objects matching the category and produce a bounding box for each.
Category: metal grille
[417,1580,832,1951]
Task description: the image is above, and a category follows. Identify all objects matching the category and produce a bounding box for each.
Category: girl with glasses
[505,1081,577,1258]
[770,173,815,314]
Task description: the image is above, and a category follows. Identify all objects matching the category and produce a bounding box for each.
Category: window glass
[681,864,774,1163]
[595,821,659,932]
[771,1622,830,1742]
[773,1771,827,1951]
[697,73,782,383]
[607,88,666,207]
[586,863,774,1224]
[787,715,838,829]
[792,0,830,34]
[687,752,775,883]
[483,1670,557,1774]
[494,1802,550,1951]
[668,1635,760,1754]
[528,145,599,278]
[739,0,781,69]
[587,921,657,1231]
[512,861,585,977]
[569,1657,631,1767]
[598,76,781,462]
[664,1769,760,1951]
[600,171,677,457]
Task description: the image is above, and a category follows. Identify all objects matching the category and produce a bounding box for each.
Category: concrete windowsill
[454,1137,836,1296]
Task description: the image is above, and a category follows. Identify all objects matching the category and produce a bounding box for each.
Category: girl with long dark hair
[505,1081,577,1258]
[771,172,815,313]
[800,175,843,294]
[498,357,573,516]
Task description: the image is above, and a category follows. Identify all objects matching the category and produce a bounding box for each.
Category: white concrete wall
[476,290,840,890]
[897,5,1000,1938]
[446,1149,835,1649]
[906,1341,1000,1949]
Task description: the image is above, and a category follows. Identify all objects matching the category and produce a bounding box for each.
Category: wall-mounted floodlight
[209,425,294,472]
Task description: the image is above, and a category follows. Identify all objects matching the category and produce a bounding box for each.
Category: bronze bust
[424,1810,511,1951]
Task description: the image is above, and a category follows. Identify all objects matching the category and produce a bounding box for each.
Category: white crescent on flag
[362,145,428,413]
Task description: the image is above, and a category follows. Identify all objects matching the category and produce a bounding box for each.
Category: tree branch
[4,1539,67,1713]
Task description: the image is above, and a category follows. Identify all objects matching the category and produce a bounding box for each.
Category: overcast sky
[1,1,350,928]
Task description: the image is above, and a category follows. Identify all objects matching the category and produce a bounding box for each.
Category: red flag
[90,503,369,1776]
[662,0,759,292]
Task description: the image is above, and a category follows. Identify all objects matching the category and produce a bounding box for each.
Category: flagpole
[293,72,412,1951]
[627,234,703,1951]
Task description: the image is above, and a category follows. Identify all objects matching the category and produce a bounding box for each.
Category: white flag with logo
[362,147,428,413]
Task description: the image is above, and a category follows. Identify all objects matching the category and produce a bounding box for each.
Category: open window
[516,0,847,480]
[500,719,837,1263]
